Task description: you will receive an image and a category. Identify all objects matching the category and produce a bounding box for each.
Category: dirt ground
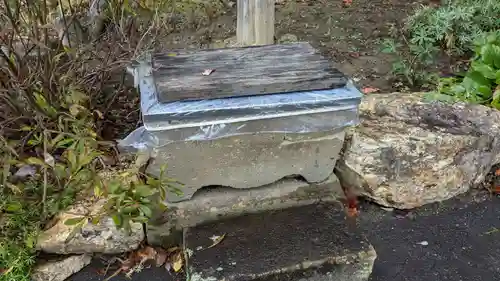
[158,0,431,92]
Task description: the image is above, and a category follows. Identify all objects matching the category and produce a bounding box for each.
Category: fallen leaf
[14,165,37,178]
[492,186,500,194]
[346,196,358,217]
[166,246,181,254]
[154,248,168,267]
[95,268,106,275]
[137,246,156,262]
[347,207,358,217]
[94,110,104,119]
[120,255,136,272]
[484,227,499,235]
[348,52,360,58]
[202,69,215,76]
[361,87,380,94]
[208,234,226,249]
[172,252,183,272]
[495,169,500,176]
[343,0,352,6]
[44,152,55,167]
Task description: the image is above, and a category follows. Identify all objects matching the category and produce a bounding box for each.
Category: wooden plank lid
[152,43,347,103]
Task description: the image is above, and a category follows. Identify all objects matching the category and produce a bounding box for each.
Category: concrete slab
[185,203,376,281]
[147,174,345,247]
[148,130,345,202]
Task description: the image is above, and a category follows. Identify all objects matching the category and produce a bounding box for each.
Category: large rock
[37,200,144,254]
[335,93,500,209]
[147,174,345,247]
[32,255,91,281]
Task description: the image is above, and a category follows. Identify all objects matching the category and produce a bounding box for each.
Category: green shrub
[428,31,500,107]
[383,0,500,87]
[0,1,184,280]
[406,0,500,55]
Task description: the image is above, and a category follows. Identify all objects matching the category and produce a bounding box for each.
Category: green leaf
[56,138,75,148]
[477,85,493,98]
[159,185,166,201]
[5,202,23,212]
[20,126,34,132]
[139,205,153,218]
[122,205,139,214]
[134,185,155,198]
[463,71,492,93]
[25,235,36,249]
[491,88,500,109]
[66,149,78,171]
[471,61,496,79]
[496,70,500,84]
[26,157,45,166]
[91,216,101,225]
[64,217,85,226]
[112,214,123,227]
[481,44,500,69]
[108,181,122,194]
[131,216,149,223]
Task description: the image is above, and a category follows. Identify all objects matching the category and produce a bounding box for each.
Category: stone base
[148,131,345,203]
[186,203,376,281]
[146,174,344,247]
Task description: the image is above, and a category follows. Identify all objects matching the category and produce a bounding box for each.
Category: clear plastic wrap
[119,59,362,151]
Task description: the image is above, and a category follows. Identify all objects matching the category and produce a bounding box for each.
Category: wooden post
[237,0,275,46]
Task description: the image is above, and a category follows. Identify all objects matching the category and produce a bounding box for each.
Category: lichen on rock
[37,199,144,254]
[336,92,500,209]
[31,254,91,281]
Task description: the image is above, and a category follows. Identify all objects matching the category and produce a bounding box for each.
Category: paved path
[69,192,500,281]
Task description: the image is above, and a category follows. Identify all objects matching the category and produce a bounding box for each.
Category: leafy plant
[0,0,185,280]
[430,31,500,107]
[406,0,500,56]
[383,0,500,88]
[380,37,439,87]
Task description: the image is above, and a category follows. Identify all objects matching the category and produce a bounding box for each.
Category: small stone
[37,200,144,254]
[278,33,299,44]
[13,164,37,179]
[32,255,91,281]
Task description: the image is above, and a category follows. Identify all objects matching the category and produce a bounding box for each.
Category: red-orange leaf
[343,0,353,6]
[492,186,500,194]
[361,87,380,94]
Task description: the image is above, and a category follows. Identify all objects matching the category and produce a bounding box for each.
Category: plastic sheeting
[119,59,362,151]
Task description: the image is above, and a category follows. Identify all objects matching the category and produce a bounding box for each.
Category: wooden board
[237,0,275,46]
[152,43,347,103]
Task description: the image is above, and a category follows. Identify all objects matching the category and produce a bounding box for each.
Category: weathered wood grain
[237,0,275,46]
[152,42,347,103]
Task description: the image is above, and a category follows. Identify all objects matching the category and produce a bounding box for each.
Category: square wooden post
[237,0,275,46]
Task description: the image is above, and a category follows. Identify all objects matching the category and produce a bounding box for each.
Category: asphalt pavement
[69,191,500,281]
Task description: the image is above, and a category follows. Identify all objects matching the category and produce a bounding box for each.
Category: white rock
[37,200,144,254]
[32,255,91,281]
